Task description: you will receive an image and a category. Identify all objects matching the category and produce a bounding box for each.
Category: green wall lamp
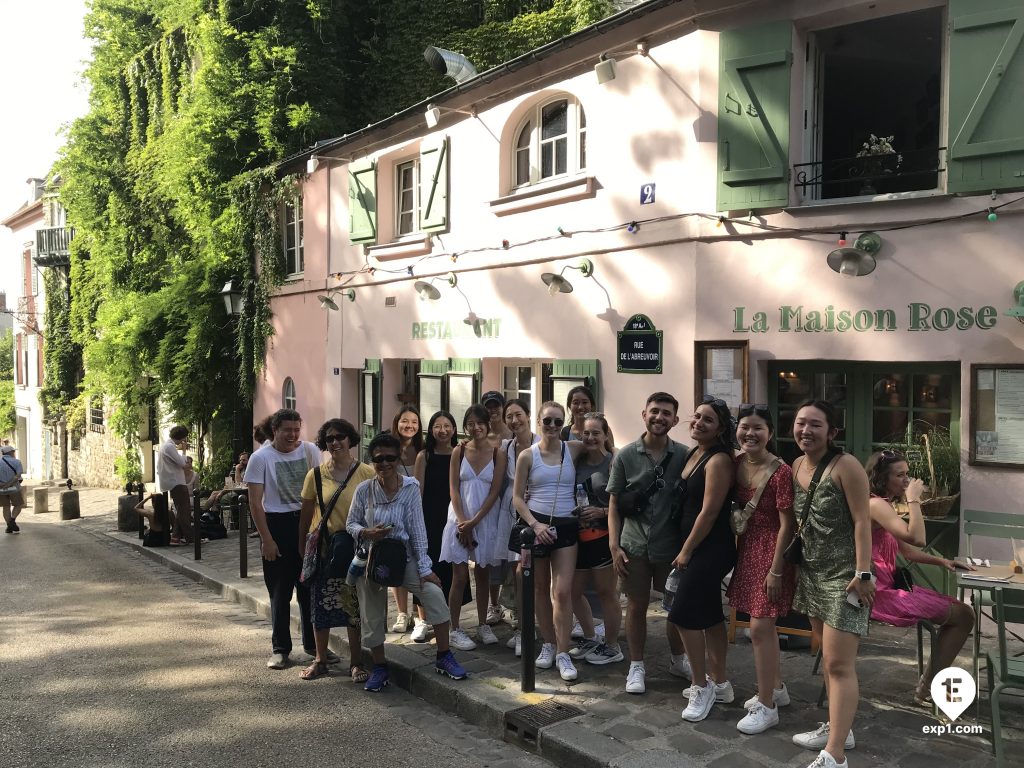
[826,232,881,277]
[541,258,595,295]
[413,272,458,301]
[1006,281,1024,325]
[317,288,356,311]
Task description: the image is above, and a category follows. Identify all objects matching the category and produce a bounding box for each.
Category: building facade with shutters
[258,0,1024,532]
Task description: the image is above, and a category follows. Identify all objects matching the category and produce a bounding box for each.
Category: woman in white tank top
[512,401,586,682]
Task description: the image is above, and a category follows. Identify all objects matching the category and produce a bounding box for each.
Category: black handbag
[893,565,915,592]
[508,442,564,553]
[783,450,837,566]
[364,484,408,587]
[301,463,359,583]
[618,450,673,519]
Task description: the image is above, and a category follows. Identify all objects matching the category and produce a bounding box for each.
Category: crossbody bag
[782,450,838,566]
[365,484,409,587]
[730,456,783,535]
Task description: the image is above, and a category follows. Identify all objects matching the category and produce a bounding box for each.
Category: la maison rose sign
[733,303,999,334]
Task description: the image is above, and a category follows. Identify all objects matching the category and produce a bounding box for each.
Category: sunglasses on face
[371,454,399,464]
[325,434,345,444]
[541,417,565,427]
[879,449,904,463]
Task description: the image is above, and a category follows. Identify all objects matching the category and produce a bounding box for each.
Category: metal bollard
[238,491,249,578]
[519,527,536,693]
[134,483,146,540]
[193,487,202,561]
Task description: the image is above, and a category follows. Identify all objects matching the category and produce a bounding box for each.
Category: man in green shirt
[607,391,691,694]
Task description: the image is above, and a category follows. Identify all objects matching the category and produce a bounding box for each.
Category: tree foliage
[58,0,612,482]
[0,330,14,437]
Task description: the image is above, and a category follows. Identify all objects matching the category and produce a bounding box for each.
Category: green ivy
[39,267,82,423]
[0,331,14,436]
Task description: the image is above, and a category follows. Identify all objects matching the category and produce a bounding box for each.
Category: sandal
[349,665,370,683]
[300,661,330,680]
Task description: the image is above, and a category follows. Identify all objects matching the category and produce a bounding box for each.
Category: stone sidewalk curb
[76,522,591,765]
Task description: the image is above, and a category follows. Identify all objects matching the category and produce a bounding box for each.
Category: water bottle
[575,483,588,514]
[661,567,682,612]
[346,546,369,586]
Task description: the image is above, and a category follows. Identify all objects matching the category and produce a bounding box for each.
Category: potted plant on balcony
[855,134,902,194]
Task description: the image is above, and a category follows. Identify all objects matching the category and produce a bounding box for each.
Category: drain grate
[504,700,584,751]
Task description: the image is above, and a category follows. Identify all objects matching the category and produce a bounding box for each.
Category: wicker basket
[920,433,958,518]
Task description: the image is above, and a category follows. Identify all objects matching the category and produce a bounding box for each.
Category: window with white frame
[395,159,419,236]
[513,96,587,188]
[283,377,297,410]
[501,361,554,414]
[283,195,303,275]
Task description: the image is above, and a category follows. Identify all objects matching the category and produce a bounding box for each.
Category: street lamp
[220,277,245,317]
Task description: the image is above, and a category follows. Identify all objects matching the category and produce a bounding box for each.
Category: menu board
[970,364,1024,467]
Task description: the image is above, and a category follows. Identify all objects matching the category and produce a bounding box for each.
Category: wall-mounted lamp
[317,288,356,311]
[541,259,595,295]
[826,232,881,277]
[423,46,478,84]
[413,272,458,301]
[594,42,648,84]
[424,103,477,129]
[1006,281,1024,325]
[220,277,246,317]
[307,155,321,174]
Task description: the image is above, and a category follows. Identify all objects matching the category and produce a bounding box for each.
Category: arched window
[282,377,297,410]
[513,96,586,188]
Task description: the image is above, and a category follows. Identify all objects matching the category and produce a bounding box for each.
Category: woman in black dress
[670,396,737,723]
[411,410,470,642]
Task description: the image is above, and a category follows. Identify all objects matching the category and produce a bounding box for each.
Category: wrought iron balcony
[34,226,74,267]
[793,147,946,202]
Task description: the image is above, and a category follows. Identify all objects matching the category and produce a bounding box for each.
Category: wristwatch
[855,570,873,581]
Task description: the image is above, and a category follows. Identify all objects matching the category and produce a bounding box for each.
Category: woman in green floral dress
[788,400,875,768]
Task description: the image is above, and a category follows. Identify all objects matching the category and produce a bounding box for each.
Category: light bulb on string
[626,221,639,234]
[450,254,458,263]
[501,239,509,249]
[838,231,848,247]
[556,226,567,236]
[987,208,998,222]
[716,217,725,229]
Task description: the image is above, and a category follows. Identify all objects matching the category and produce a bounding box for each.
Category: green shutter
[716,21,793,212]
[947,0,1024,194]
[349,159,377,243]
[551,359,600,408]
[359,358,381,459]
[419,137,449,232]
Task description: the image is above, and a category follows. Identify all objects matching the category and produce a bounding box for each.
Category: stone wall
[67,427,125,489]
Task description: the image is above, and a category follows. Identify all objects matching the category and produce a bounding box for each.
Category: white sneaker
[410,618,430,642]
[585,643,625,665]
[806,749,847,768]
[449,627,477,651]
[625,663,646,694]
[392,612,410,633]
[570,619,584,639]
[485,605,503,625]
[266,652,287,669]
[683,675,735,703]
[535,642,556,669]
[743,683,791,710]
[477,624,499,645]
[556,652,578,681]
[568,636,603,659]
[506,630,520,649]
[792,723,855,750]
[681,682,716,722]
[737,702,780,734]
[668,653,693,680]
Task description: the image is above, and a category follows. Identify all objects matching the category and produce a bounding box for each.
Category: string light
[838,231,847,246]
[406,266,414,276]
[987,208,998,222]
[716,217,725,228]
[501,239,509,249]
[556,226,566,236]
[626,221,639,234]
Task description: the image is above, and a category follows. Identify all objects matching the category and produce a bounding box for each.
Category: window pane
[398,211,413,235]
[517,122,531,149]
[579,106,586,129]
[873,373,907,407]
[541,101,567,139]
[448,375,474,427]
[516,147,530,185]
[419,377,442,421]
[555,137,567,175]
[362,373,375,427]
[914,410,951,432]
[579,129,586,170]
[777,371,809,405]
[541,142,553,178]
[873,409,908,442]
[913,374,953,410]
[817,373,847,408]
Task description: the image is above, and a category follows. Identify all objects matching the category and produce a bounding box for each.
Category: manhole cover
[504,700,584,751]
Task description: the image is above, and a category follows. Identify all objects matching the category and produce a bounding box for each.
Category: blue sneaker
[364,664,389,692]
[435,650,468,680]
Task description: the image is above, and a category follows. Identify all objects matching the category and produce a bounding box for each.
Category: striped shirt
[346,475,432,576]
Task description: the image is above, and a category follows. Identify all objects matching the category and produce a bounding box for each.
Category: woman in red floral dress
[726,404,796,735]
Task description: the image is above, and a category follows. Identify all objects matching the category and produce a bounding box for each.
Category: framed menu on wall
[969,363,1024,468]
[695,340,749,414]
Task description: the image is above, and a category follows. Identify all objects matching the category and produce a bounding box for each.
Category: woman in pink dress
[726,405,796,735]
[865,450,974,702]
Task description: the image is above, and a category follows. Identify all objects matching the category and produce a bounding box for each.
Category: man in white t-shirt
[157,426,194,543]
[244,408,322,669]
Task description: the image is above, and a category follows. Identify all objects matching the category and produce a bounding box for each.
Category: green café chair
[984,587,1024,767]
[961,509,1024,648]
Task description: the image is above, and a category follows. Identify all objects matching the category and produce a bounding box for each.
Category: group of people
[218,387,971,768]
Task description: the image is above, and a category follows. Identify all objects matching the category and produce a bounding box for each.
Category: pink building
[256,0,1024,554]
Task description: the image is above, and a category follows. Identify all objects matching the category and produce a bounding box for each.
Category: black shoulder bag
[782,450,837,566]
[617,450,673,519]
[300,463,359,582]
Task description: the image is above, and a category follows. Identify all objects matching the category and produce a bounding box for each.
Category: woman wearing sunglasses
[788,399,873,768]
[512,401,587,681]
[864,449,974,703]
[671,396,737,723]
[725,404,795,734]
[346,432,468,692]
[297,419,376,681]
[440,405,508,650]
